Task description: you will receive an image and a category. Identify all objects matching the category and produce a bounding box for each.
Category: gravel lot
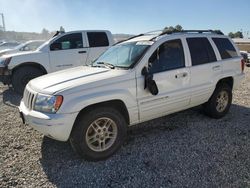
[0,69,249,188]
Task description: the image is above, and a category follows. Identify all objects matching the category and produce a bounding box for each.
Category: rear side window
[212,38,237,59]
[87,32,109,47]
[187,37,216,66]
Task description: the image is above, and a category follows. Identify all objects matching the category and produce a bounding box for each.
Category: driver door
[49,32,89,72]
[137,39,191,122]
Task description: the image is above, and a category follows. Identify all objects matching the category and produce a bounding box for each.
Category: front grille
[23,88,36,110]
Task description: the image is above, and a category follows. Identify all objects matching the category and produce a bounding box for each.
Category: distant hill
[113,34,134,43]
[0,30,134,43]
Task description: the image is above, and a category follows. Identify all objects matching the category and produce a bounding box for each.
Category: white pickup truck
[0,30,114,93]
[19,30,245,161]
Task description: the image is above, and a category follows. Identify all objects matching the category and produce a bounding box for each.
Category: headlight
[34,94,63,113]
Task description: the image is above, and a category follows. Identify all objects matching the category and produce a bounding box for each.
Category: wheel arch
[73,99,130,129]
[11,62,48,75]
[216,77,234,89]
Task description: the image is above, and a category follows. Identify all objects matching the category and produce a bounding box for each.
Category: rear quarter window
[212,38,238,59]
[87,32,109,47]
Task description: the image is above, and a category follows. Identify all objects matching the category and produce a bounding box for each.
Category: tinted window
[50,33,83,51]
[212,38,237,59]
[87,32,109,47]
[187,37,216,66]
[149,39,185,73]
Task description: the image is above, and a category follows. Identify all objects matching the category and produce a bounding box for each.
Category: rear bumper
[19,100,79,141]
[233,73,245,90]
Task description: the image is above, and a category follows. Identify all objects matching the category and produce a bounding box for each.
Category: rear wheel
[203,83,232,119]
[70,107,127,161]
[12,66,44,94]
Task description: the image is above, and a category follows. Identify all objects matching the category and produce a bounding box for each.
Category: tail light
[241,59,245,73]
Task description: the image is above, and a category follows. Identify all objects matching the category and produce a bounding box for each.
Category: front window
[50,33,83,51]
[92,41,152,68]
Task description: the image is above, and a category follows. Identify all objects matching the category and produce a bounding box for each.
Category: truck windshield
[92,41,152,68]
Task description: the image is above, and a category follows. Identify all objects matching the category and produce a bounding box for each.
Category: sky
[0,0,250,36]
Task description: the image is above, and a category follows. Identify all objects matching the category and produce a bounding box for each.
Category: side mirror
[141,66,148,76]
[141,66,159,95]
[147,79,159,95]
[50,42,62,51]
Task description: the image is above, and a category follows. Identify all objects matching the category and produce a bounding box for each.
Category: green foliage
[228,31,243,38]
[163,25,183,33]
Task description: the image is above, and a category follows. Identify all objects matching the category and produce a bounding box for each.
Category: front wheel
[12,66,44,94]
[70,107,127,161]
[203,83,232,119]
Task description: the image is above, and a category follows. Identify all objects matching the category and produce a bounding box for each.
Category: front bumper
[19,100,79,141]
[0,66,11,84]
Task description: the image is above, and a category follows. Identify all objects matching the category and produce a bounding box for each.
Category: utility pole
[0,13,5,31]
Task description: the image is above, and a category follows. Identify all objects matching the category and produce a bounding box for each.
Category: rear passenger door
[186,37,221,106]
[86,32,110,65]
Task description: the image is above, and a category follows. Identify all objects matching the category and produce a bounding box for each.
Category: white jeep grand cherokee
[19,30,245,161]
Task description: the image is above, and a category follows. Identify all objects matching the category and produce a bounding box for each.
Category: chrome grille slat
[23,88,36,110]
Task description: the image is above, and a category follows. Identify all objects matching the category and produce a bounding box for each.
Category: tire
[70,107,127,161]
[203,83,232,119]
[12,66,44,94]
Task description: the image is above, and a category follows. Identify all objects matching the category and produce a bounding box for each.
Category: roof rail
[114,29,224,45]
[113,34,144,45]
[159,29,224,36]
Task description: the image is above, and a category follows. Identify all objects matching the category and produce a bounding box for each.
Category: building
[232,38,250,52]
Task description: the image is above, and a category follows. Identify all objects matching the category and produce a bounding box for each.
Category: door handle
[78,51,86,54]
[212,65,221,71]
[175,72,188,79]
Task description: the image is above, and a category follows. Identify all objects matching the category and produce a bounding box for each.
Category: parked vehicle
[19,30,245,161]
[0,30,114,94]
[0,40,45,57]
[0,41,20,50]
[240,51,250,67]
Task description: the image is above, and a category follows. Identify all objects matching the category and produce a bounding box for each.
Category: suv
[19,30,245,161]
[0,30,114,94]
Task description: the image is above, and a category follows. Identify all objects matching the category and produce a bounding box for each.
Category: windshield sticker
[136,41,153,45]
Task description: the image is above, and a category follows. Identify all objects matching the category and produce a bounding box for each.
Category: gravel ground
[0,69,249,188]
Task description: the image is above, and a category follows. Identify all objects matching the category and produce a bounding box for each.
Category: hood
[28,66,129,94]
[0,49,12,56]
[1,50,41,59]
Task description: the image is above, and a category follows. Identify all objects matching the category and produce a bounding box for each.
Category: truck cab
[0,30,114,94]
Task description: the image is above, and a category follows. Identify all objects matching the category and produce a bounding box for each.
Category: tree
[41,28,49,39]
[234,31,243,38]
[228,31,243,38]
[163,25,183,34]
[228,32,235,38]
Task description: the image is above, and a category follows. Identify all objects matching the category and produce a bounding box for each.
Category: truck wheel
[12,66,44,94]
[203,83,232,119]
[70,107,127,161]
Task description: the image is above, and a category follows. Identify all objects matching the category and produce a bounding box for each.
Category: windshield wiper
[95,62,115,69]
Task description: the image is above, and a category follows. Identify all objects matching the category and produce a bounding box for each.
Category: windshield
[92,41,152,68]
[14,43,25,50]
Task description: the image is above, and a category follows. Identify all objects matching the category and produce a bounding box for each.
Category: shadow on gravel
[1,87,22,107]
[40,104,250,188]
